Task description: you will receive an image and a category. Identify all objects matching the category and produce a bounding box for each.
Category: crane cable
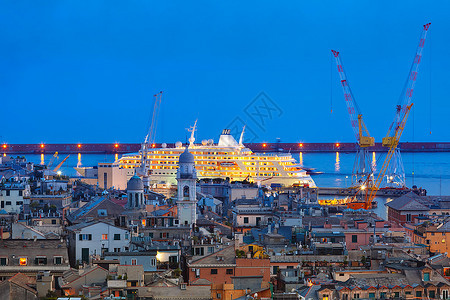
[330,51,333,114]
[429,30,432,135]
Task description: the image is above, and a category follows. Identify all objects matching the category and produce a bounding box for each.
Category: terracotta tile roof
[8,273,37,294]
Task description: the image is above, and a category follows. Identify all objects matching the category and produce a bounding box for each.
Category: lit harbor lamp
[57,171,62,176]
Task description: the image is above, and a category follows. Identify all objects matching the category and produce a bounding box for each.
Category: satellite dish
[202,140,208,146]
[161,143,167,148]
[208,139,214,145]
[175,141,182,148]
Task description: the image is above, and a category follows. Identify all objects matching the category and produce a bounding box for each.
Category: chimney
[375,220,385,228]
[357,222,368,230]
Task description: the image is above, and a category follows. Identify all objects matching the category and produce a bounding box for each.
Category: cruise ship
[117,126,316,187]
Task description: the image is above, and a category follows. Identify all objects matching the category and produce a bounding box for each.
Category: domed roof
[127,174,144,191]
[179,147,194,164]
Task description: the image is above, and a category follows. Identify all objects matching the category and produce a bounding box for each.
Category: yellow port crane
[137,91,163,187]
[348,23,431,210]
[331,50,375,189]
[47,152,58,169]
[382,23,431,188]
[53,154,70,172]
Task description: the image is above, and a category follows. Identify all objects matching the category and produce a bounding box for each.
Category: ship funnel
[218,129,238,147]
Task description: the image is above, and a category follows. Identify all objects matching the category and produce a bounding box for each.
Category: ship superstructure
[117,126,316,187]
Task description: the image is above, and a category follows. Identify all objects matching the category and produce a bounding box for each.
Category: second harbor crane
[331,50,375,188]
[382,22,431,188]
[348,23,431,210]
[137,91,163,188]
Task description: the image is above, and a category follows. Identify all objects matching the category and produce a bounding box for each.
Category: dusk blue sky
[0,1,448,144]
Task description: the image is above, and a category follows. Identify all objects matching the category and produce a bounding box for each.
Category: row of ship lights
[1,143,341,149]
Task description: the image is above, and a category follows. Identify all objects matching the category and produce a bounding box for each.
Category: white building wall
[230,188,258,202]
[97,163,130,190]
[74,222,130,263]
[0,188,28,213]
[177,202,196,225]
[234,214,272,227]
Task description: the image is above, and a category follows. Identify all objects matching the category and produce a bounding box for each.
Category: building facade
[66,221,131,266]
[0,181,29,214]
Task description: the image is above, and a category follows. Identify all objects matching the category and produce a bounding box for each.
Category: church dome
[127,174,144,191]
[179,147,194,164]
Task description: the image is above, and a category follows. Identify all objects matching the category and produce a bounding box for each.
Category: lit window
[102,234,108,240]
[19,257,27,266]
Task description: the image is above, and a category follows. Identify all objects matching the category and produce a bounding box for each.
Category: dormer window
[35,256,47,265]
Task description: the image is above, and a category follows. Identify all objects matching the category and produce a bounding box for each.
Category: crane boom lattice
[382,23,431,188]
[331,50,375,187]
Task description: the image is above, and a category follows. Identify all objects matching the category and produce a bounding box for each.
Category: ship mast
[238,125,245,146]
[188,119,197,148]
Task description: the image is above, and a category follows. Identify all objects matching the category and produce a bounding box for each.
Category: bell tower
[176,147,197,226]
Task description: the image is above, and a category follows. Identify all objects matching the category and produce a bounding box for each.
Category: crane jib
[390,23,431,137]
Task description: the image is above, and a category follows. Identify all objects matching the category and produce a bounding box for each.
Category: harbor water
[11,151,450,219]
